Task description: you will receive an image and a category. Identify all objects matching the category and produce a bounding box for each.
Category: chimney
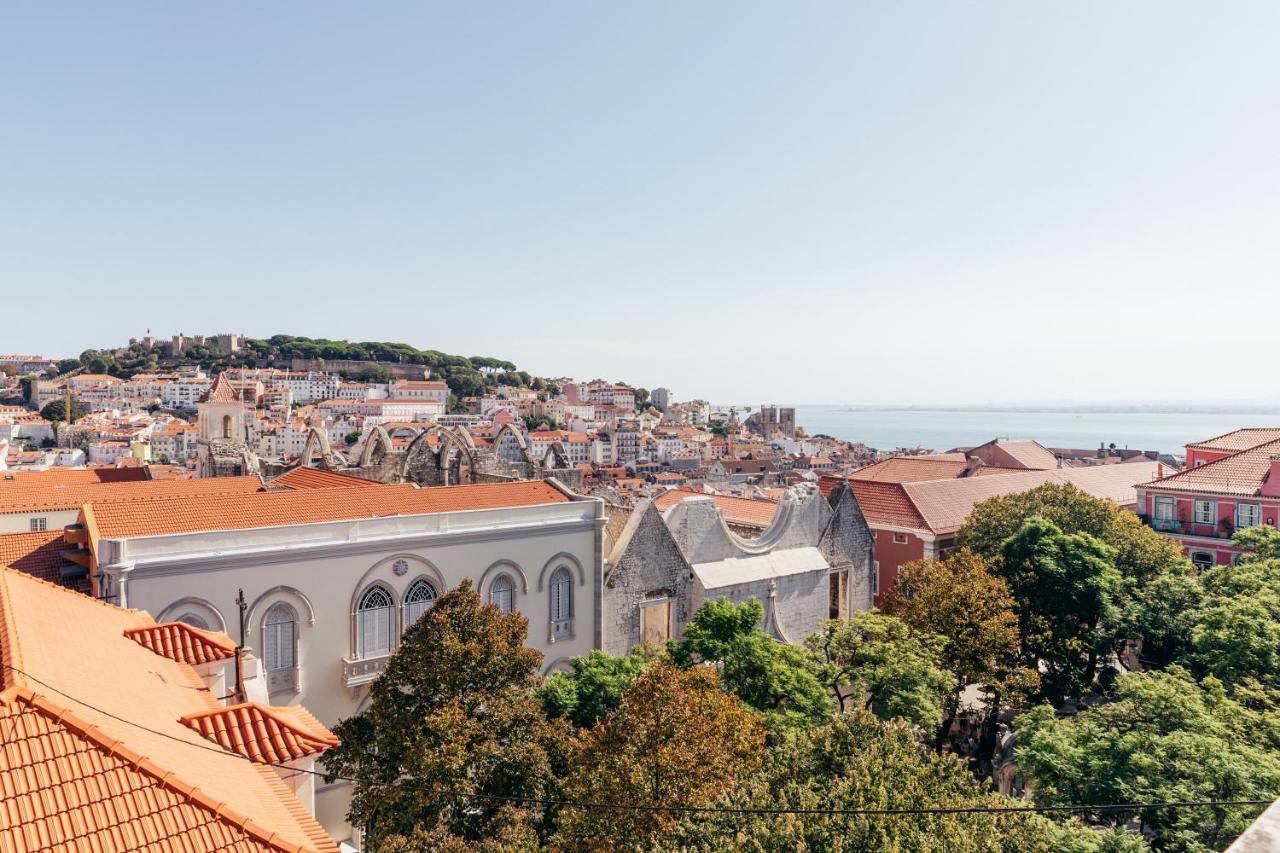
[1261,456,1280,498]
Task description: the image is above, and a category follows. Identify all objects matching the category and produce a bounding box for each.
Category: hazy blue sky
[4,3,1279,405]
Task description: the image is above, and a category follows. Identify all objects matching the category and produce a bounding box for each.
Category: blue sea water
[790,407,1277,456]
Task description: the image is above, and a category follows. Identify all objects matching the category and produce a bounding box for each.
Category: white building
[161,378,215,410]
[79,479,604,843]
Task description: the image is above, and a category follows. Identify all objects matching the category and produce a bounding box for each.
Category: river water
[789,407,1276,456]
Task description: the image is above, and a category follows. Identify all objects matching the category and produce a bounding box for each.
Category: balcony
[266,666,300,696]
[550,619,575,643]
[342,653,390,688]
[1142,515,1235,540]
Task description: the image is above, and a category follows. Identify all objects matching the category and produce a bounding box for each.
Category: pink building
[1136,428,1280,569]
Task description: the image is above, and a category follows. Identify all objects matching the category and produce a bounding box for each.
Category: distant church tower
[196,373,258,477]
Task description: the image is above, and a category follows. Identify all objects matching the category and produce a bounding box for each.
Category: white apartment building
[161,378,215,410]
[357,399,445,423]
[226,369,339,404]
[480,397,519,418]
[81,480,604,843]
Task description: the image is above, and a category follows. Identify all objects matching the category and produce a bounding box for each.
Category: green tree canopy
[998,517,1123,705]
[536,648,653,730]
[671,597,831,732]
[672,711,1147,853]
[1186,557,1280,689]
[324,580,570,849]
[1016,667,1280,852]
[804,611,953,730]
[39,399,90,423]
[959,482,1186,587]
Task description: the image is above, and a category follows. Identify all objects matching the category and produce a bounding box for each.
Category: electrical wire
[2,663,1274,819]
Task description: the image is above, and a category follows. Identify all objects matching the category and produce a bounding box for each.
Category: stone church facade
[601,481,875,654]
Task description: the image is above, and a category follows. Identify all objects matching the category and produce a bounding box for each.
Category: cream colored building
[78,478,604,844]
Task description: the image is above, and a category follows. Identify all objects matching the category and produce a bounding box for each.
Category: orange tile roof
[0,474,264,515]
[89,480,570,539]
[268,466,380,491]
[850,457,972,483]
[828,461,1162,535]
[1185,428,1280,454]
[198,372,241,404]
[181,703,339,764]
[0,569,337,852]
[847,480,927,530]
[0,530,71,587]
[124,621,237,664]
[654,488,781,529]
[0,467,149,485]
[981,439,1058,470]
[1144,438,1280,497]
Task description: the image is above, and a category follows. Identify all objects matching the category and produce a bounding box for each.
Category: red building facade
[1136,429,1280,568]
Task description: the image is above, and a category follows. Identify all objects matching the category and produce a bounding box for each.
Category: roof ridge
[1152,436,1280,484]
[1185,427,1280,450]
[124,620,238,663]
[181,700,339,748]
[0,571,22,693]
[12,687,317,852]
[0,563,138,615]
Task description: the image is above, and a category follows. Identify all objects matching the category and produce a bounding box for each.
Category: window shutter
[264,622,279,671]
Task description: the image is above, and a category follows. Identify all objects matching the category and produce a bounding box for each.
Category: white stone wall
[98,499,603,842]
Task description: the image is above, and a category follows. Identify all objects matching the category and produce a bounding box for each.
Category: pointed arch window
[263,603,298,672]
[404,579,438,626]
[490,574,515,614]
[550,567,572,622]
[357,586,394,659]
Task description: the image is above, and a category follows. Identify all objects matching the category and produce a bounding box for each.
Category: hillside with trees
[46,334,537,400]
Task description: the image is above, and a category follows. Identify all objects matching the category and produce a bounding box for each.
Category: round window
[393,559,409,576]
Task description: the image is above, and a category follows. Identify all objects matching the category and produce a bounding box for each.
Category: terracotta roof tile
[90,480,570,539]
[0,530,72,586]
[0,475,263,515]
[1144,438,1280,497]
[267,467,379,491]
[124,622,237,665]
[827,461,1162,535]
[850,457,972,483]
[0,568,337,852]
[653,488,780,529]
[1185,428,1280,454]
[181,703,339,764]
[0,467,149,485]
[198,372,240,404]
[847,480,927,529]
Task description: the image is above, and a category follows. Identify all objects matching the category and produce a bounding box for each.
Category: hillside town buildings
[4,338,1251,851]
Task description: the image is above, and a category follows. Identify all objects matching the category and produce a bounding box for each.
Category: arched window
[263,603,297,672]
[176,613,209,630]
[357,586,394,658]
[1191,551,1214,571]
[550,567,572,622]
[222,414,233,439]
[490,574,515,614]
[404,579,438,626]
